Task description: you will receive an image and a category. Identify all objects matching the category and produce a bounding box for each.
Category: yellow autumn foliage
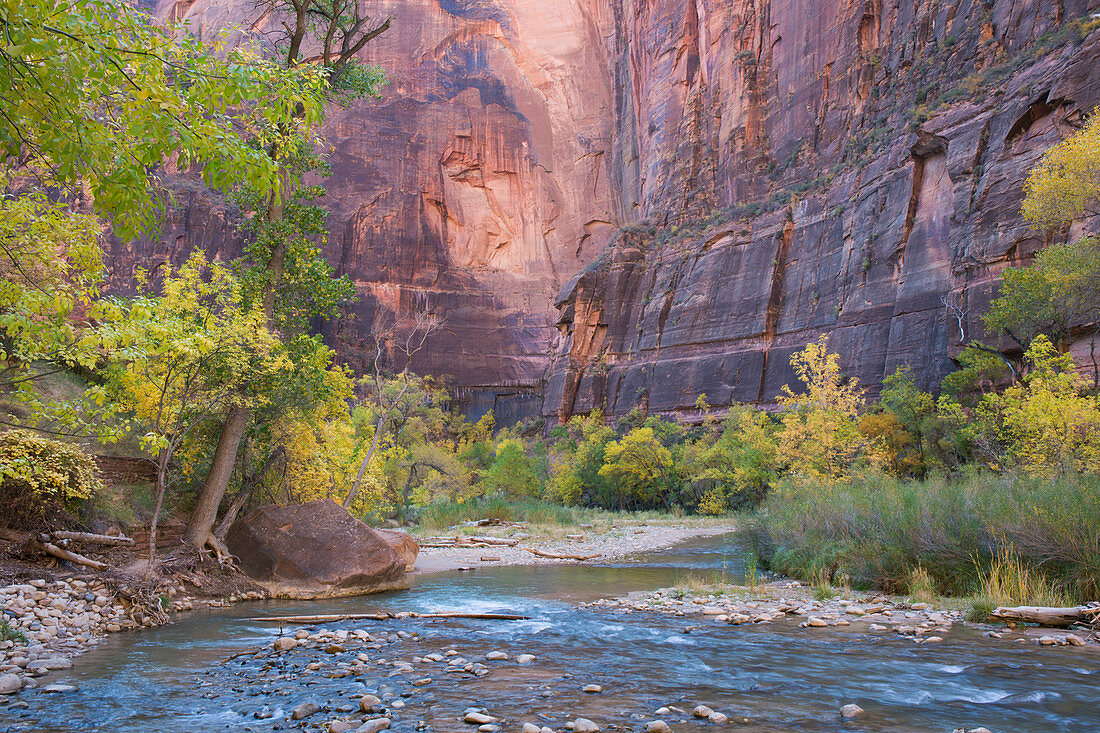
[1022,106,1100,229]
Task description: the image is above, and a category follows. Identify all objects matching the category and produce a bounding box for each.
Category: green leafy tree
[482,439,540,498]
[598,427,674,510]
[684,405,778,513]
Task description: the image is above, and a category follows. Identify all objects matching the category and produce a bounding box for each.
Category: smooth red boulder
[226,500,408,598]
[374,529,420,572]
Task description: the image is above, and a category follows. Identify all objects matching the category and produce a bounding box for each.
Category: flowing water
[3,534,1099,732]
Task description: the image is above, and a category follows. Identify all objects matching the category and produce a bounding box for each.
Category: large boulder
[226,500,408,598]
[374,529,419,572]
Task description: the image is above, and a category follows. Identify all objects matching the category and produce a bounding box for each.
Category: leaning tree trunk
[147,450,171,575]
[184,404,249,555]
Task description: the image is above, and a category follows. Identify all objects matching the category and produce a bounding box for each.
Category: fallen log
[526,548,601,561]
[464,536,519,546]
[51,530,134,546]
[990,605,1094,628]
[249,611,529,624]
[37,540,108,571]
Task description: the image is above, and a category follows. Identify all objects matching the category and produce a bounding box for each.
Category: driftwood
[526,547,601,561]
[250,611,529,625]
[37,540,108,571]
[991,605,1100,628]
[51,530,134,546]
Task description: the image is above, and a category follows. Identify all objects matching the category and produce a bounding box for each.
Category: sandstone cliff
[121,0,1100,424]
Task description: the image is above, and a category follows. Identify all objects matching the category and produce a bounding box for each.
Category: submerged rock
[840,704,865,719]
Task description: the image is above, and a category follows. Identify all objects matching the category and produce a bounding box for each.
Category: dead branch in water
[526,548,601,561]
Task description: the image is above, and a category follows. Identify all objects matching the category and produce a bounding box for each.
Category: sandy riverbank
[411,519,736,574]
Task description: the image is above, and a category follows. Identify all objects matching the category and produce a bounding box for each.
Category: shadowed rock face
[118,0,1100,424]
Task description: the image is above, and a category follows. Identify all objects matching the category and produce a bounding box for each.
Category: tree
[184,0,391,549]
[343,310,444,509]
[971,335,1100,476]
[1022,106,1100,229]
[106,255,286,567]
[482,439,540,498]
[983,239,1100,355]
[876,365,936,476]
[0,0,326,238]
[684,405,778,513]
[598,427,674,510]
[777,336,870,481]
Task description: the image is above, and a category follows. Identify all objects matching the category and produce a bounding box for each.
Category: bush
[0,429,102,527]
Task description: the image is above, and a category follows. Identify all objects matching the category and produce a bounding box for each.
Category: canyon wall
[126,0,1100,424]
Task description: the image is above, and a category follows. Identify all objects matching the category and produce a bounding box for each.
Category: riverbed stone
[291,701,322,720]
[36,657,72,670]
[464,712,497,725]
[692,705,714,718]
[708,712,729,724]
[840,704,865,719]
[516,654,536,665]
[355,718,391,733]
[273,637,296,651]
[0,673,21,694]
[485,651,508,660]
[646,722,672,733]
[572,719,601,733]
[1065,634,1086,646]
[583,684,603,693]
[522,724,542,733]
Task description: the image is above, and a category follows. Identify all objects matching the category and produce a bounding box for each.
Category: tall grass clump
[749,470,1100,602]
[418,496,592,530]
[968,545,1072,621]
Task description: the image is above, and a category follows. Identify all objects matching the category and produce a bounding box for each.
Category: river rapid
[2,534,1098,733]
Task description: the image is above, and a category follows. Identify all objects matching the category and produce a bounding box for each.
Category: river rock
[485,651,509,660]
[522,724,542,733]
[583,684,603,693]
[464,712,497,725]
[646,722,672,732]
[41,684,76,694]
[840,704,865,719]
[327,721,354,733]
[360,694,383,713]
[692,706,714,718]
[708,712,729,724]
[355,718,391,733]
[572,719,601,733]
[226,500,408,599]
[0,673,21,694]
[292,701,322,720]
[273,637,296,651]
[373,529,420,572]
[1065,634,1086,647]
[36,657,72,670]
[516,654,536,665]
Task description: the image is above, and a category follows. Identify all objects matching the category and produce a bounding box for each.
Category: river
[2,534,1098,732]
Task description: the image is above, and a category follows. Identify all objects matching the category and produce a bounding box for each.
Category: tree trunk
[147,449,171,574]
[185,404,249,549]
[213,488,251,542]
[344,413,385,509]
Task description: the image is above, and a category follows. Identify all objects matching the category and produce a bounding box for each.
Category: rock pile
[0,577,154,694]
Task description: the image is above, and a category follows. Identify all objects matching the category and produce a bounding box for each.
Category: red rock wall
[545,0,1100,422]
[115,1,1100,424]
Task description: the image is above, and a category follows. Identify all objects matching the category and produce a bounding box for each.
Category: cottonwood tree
[183,0,392,551]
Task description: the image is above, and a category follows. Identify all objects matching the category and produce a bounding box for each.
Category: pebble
[583,683,603,693]
[693,705,714,718]
[360,694,383,713]
[485,651,508,660]
[840,704,865,719]
[464,712,497,725]
[328,722,354,733]
[292,701,321,720]
[708,712,729,724]
[356,718,391,733]
[572,719,601,733]
[645,723,672,733]
[41,683,76,693]
[1066,634,1086,647]
[522,724,542,733]
[516,654,537,665]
